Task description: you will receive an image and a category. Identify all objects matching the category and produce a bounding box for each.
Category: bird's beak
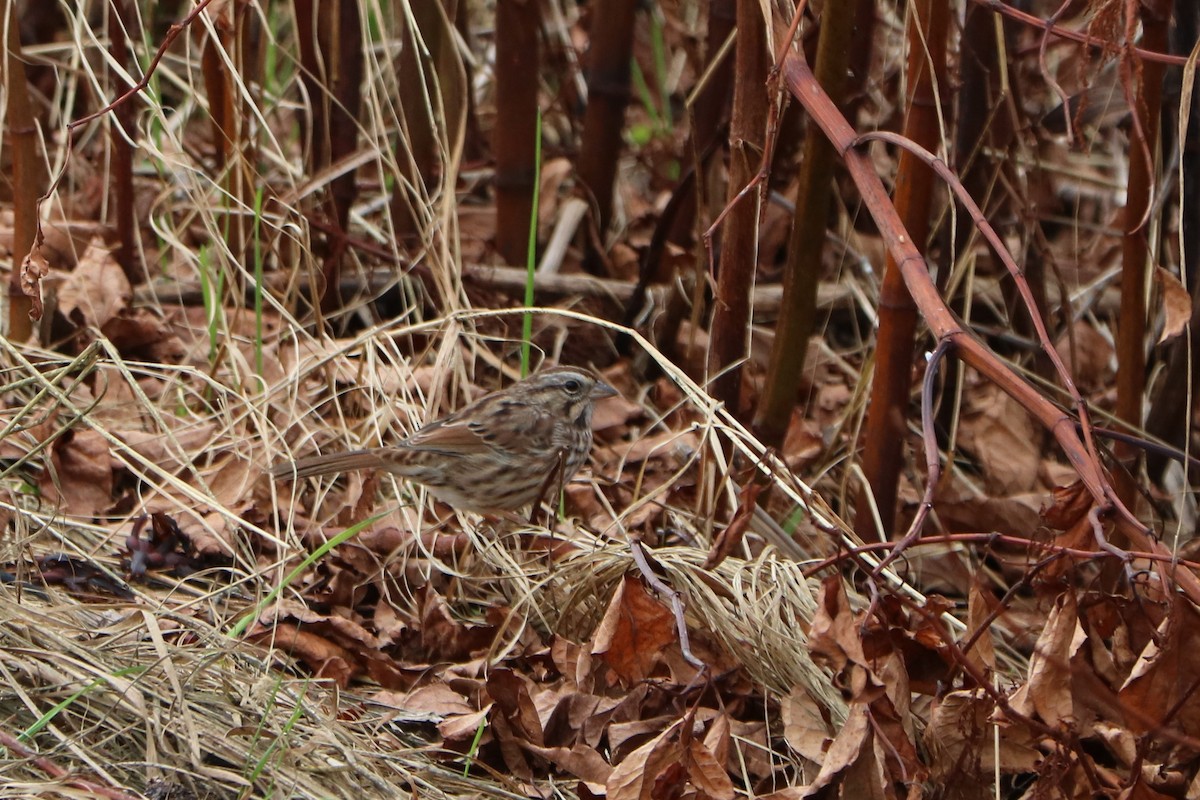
[591,380,619,400]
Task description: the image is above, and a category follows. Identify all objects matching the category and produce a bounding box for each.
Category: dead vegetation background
[1,0,1199,798]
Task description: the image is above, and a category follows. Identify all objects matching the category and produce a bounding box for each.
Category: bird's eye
[563,378,582,393]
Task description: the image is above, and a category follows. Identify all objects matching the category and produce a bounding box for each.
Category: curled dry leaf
[1119,597,1200,739]
[1008,592,1079,727]
[520,743,612,794]
[1155,266,1192,344]
[606,716,734,800]
[376,683,474,718]
[257,622,358,687]
[965,577,997,676]
[796,703,871,798]
[21,240,50,321]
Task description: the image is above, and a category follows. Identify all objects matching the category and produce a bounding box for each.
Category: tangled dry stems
[0,309,947,797]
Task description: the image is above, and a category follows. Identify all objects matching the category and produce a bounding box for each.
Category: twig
[628,539,706,670]
[22,0,221,317]
[0,730,141,800]
[133,265,850,317]
[971,0,1186,66]
[804,532,1200,578]
[871,339,952,577]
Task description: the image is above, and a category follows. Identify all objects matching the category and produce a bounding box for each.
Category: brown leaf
[254,623,358,687]
[101,309,186,362]
[489,711,535,785]
[57,237,131,329]
[606,718,687,800]
[487,669,544,746]
[521,742,612,792]
[1054,320,1115,393]
[925,689,1040,782]
[808,576,868,677]
[437,705,491,745]
[702,713,731,775]
[608,715,677,760]
[418,588,499,661]
[1155,266,1192,344]
[703,479,764,569]
[40,427,113,518]
[1041,480,1093,530]
[21,241,50,321]
[798,703,870,797]
[684,737,736,800]
[780,687,833,763]
[591,575,677,685]
[376,683,474,717]
[1119,597,1200,739]
[780,413,824,471]
[959,383,1042,495]
[965,577,997,676]
[1009,592,1079,726]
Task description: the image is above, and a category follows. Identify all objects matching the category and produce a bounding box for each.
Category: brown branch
[970,0,1186,66]
[778,36,1200,604]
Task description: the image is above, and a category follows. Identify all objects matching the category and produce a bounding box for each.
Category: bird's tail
[269,449,388,480]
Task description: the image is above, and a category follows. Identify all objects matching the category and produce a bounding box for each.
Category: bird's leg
[528,449,568,529]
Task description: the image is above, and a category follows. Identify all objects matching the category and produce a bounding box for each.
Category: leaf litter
[4,4,1200,800]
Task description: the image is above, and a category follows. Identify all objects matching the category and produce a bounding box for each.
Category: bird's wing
[400,418,495,455]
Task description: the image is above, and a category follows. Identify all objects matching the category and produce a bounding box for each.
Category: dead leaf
[418,587,500,661]
[381,683,473,717]
[609,714,729,800]
[799,703,870,797]
[487,669,544,746]
[1009,592,1080,727]
[21,240,50,321]
[101,309,186,362]
[40,427,113,518]
[704,479,764,569]
[925,689,1040,782]
[521,742,612,792]
[438,705,491,744]
[965,577,997,676]
[57,237,131,329]
[606,718,687,800]
[1156,266,1192,344]
[591,575,677,686]
[781,687,833,763]
[1054,320,1115,393]
[1120,597,1200,738]
[684,737,736,800]
[959,382,1042,495]
[254,623,358,687]
[808,576,868,678]
[1041,480,1094,531]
